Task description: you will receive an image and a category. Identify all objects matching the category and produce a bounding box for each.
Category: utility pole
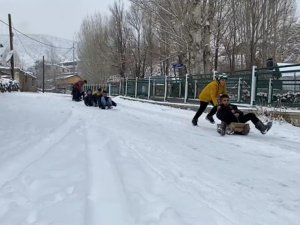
[42,56,45,93]
[8,14,14,80]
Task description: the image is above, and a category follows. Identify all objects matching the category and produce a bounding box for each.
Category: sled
[217,122,250,135]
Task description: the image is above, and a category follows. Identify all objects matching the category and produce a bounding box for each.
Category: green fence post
[250,66,257,106]
[164,76,167,102]
[178,81,181,98]
[237,78,242,102]
[194,80,197,99]
[108,83,111,96]
[153,80,156,97]
[268,78,272,104]
[148,77,151,99]
[184,74,188,103]
[125,78,128,96]
[135,77,138,98]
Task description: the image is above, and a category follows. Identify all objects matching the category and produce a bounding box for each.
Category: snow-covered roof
[0,77,19,85]
[44,63,68,70]
[59,60,77,64]
[277,63,300,77]
[56,74,79,80]
[19,69,37,79]
[0,66,10,70]
[0,66,37,79]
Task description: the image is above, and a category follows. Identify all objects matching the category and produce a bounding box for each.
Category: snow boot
[217,121,227,136]
[192,118,198,126]
[255,121,272,134]
[206,115,215,124]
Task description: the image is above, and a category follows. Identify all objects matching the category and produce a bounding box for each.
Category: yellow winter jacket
[198,80,227,106]
[93,90,103,97]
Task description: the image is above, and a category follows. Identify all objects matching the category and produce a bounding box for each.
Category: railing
[84,84,103,92]
[106,64,300,109]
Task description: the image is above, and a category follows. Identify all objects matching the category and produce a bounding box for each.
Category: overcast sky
[0,0,130,40]
[0,0,299,41]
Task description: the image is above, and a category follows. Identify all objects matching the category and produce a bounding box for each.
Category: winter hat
[217,73,228,81]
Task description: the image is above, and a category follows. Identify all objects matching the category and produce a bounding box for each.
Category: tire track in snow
[95,112,237,225]
[0,110,81,189]
[123,138,237,225]
[82,116,134,225]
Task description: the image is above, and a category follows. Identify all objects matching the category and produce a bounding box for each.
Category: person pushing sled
[216,94,272,136]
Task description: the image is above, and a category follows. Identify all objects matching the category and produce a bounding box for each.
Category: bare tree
[76,0,299,84]
[127,4,144,77]
[77,14,111,84]
[109,0,128,77]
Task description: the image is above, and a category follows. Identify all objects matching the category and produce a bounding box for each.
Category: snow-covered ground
[0,92,299,225]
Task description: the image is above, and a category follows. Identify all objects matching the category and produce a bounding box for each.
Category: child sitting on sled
[216,94,272,136]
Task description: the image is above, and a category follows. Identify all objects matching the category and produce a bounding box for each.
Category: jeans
[98,96,112,108]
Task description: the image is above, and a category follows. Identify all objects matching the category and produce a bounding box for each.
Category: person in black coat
[84,89,94,106]
[216,94,272,135]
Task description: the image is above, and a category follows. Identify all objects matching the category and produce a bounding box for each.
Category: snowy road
[0,92,300,225]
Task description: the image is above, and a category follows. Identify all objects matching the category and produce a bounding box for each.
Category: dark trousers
[92,95,101,106]
[193,101,217,121]
[84,95,94,106]
[72,88,83,101]
[217,109,259,125]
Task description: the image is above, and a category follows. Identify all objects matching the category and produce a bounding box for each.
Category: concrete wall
[15,72,37,92]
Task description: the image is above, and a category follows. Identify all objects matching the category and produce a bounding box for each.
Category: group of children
[72,80,117,109]
[84,88,117,109]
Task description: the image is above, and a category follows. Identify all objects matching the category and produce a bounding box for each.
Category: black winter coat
[217,103,243,124]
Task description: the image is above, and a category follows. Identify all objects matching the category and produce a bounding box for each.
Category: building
[58,60,78,72]
[277,63,300,92]
[55,74,82,93]
[0,66,37,92]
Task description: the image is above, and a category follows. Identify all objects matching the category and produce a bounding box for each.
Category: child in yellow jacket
[192,74,227,126]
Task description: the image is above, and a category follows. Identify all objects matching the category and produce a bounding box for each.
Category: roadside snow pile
[0,77,19,92]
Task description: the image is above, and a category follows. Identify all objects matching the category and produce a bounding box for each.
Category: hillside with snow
[0,92,299,225]
[0,34,75,69]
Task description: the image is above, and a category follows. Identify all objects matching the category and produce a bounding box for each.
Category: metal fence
[106,64,300,108]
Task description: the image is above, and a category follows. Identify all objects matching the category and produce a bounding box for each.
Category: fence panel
[126,80,136,97]
[106,64,300,109]
[137,80,149,98]
[256,64,300,108]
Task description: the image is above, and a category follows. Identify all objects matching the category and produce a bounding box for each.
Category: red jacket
[74,80,85,92]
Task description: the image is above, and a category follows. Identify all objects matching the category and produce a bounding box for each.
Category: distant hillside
[0,34,76,69]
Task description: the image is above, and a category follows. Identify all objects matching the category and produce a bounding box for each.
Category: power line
[0,19,73,50]
[15,30,38,62]
[61,47,74,59]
